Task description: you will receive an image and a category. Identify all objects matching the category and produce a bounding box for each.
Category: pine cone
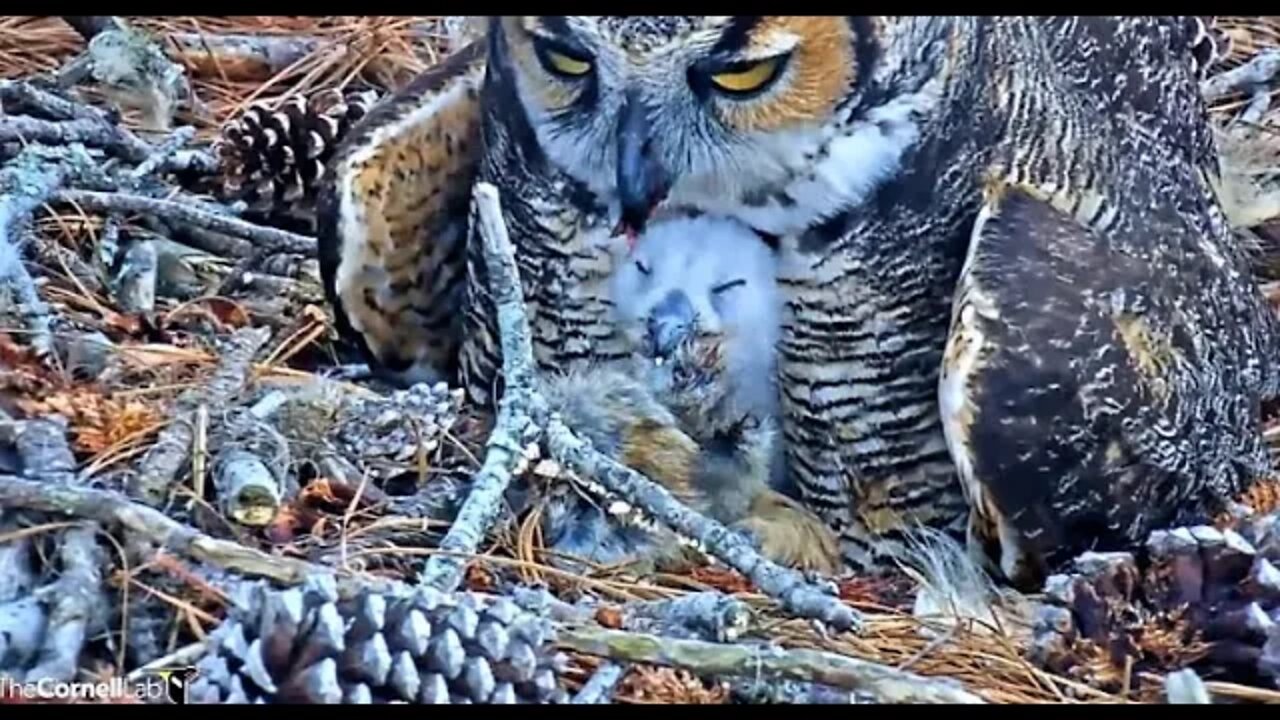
[1030,510,1280,692]
[213,88,381,224]
[189,577,570,704]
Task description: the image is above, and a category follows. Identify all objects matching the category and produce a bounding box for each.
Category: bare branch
[557,625,986,704]
[1202,49,1280,102]
[543,416,861,632]
[24,525,106,682]
[419,182,541,592]
[130,326,272,506]
[0,472,387,600]
[53,189,316,256]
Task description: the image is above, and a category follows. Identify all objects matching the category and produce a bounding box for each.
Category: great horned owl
[319,18,1280,587]
[316,40,485,387]
[541,215,840,574]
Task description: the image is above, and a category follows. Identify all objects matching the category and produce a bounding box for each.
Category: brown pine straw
[0,16,456,140]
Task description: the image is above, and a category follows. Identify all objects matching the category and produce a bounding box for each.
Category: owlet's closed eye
[712,279,746,294]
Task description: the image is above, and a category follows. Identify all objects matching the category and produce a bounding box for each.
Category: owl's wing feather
[940,182,1266,584]
[316,40,486,385]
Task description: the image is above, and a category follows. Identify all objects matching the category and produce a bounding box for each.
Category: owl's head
[490,17,952,236]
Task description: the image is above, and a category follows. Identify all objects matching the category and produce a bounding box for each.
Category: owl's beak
[615,92,670,236]
[647,289,696,358]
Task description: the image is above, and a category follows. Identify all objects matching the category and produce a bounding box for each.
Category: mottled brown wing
[316,40,486,386]
[940,182,1270,585]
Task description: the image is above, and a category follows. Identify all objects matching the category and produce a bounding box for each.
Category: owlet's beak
[614,91,671,237]
[647,289,696,359]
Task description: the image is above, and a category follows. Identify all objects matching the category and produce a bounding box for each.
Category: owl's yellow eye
[709,57,785,95]
[533,40,593,79]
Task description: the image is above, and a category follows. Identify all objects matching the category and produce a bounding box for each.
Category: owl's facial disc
[503,17,870,234]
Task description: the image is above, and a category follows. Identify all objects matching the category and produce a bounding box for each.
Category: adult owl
[318,17,1280,586]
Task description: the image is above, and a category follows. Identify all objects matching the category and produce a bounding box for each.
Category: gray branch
[419,183,541,593]
[0,472,390,600]
[0,80,215,175]
[557,625,986,704]
[0,115,145,162]
[165,33,325,81]
[130,326,271,506]
[13,418,77,478]
[1202,49,1280,102]
[0,147,73,360]
[129,125,197,180]
[543,416,860,632]
[571,662,625,704]
[53,190,316,256]
[212,447,282,528]
[24,525,105,682]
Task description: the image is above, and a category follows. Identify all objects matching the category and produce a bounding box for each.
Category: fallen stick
[621,592,752,643]
[0,472,386,599]
[53,189,316,256]
[571,662,625,704]
[418,183,541,593]
[129,125,197,180]
[0,146,75,360]
[543,415,861,632]
[1202,49,1280,102]
[165,32,325,82]
[0,80,215,175]
[24,525,105,683]
[556,625,986,704]
[12,418,77,478]
[0,115,147,163]
[130,325,271,506]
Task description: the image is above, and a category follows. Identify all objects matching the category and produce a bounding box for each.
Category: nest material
[190,576,569,704]
[213,87,381,226]
[1030,511,1280,695]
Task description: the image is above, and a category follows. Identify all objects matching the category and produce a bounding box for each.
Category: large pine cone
[189,577,569,704]
[1030,509,1280,694]
[213,88,380,226]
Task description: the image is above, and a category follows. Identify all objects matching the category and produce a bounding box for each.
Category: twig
[556,625,986,704]
[211,448,281,527]
[129,125,197,180]
[1202,49,1280,102]
[621,592,752,643]
[112,238,157,314]
[543,416,860,632]
[53,189,316,256]
[0,515,37,605]
[0,115,145,161]
[13,418,77,478]
[165,33,325,82]
[24,525,106,682]
[0,79,116,123]
[419,182,541,593]
[572,662,626,704]
[0,79,215,175]
[0,146,73,360]
[130,326,271,506]
[0,473,388,600]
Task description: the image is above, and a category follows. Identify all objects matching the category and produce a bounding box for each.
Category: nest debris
[1,15,1280,706]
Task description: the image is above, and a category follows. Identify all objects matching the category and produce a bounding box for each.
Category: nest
[2,15,1280,706]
